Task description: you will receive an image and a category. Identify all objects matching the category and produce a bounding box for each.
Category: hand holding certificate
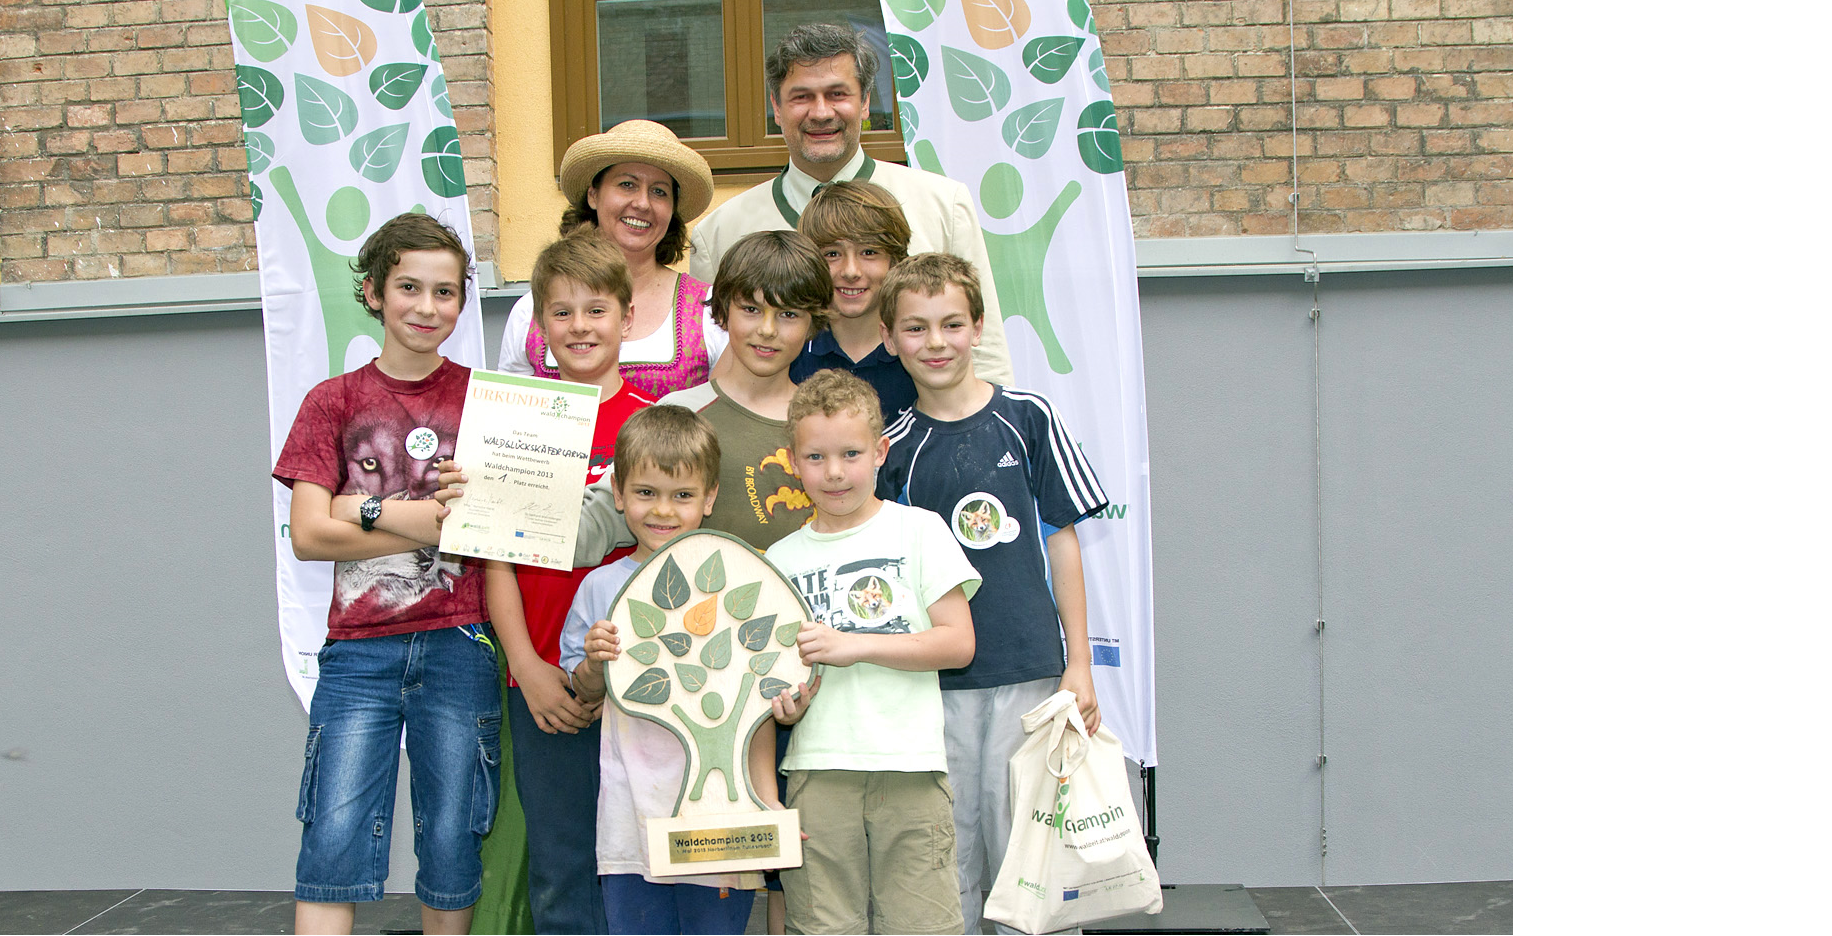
[439,370,600,569]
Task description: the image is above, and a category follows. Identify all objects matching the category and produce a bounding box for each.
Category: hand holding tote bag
[984,690,1163,933]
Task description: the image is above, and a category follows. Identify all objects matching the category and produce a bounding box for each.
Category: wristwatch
[358,496,383,532]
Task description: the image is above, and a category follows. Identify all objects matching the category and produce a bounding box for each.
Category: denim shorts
[294,624,502,910]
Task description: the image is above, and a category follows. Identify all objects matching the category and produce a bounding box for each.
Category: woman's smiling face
[586,161,675,260]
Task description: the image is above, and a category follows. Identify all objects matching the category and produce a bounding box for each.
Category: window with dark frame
[551,0,909,174]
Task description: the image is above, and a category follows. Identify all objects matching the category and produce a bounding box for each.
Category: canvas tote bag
[984,691,1163,933]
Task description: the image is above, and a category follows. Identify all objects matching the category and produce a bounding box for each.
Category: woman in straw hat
[497,120,724,398]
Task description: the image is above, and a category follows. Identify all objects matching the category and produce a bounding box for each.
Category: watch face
[361,497,383,529]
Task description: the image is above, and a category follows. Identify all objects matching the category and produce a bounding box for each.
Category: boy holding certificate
[482,233,657,932]
[273,213,495,936]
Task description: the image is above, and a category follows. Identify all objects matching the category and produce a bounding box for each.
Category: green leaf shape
[899,101,919,148]
[628,600,666,639]
[749,652,780,676]
[701,691,725,720]
[675,663,708,693]
[941,46,1011,122]
[348,122,410,182]
[627,641,660,665]
[888,34,930,98]
[700,628,732,670]
[723,581,761,619]
[228,0,297,63]
[296,74,359,145]
[249,181,262,221]
[1068,0,1094,32]
[361,0,422,12]
[411,9,438,61]
[913,139,944,175]
[1022,35,1085,84]
[431,74,451,117]
[775,620,800,647]
[621,667,671,706]
[1076,99,1124,174]
[369,63,428,110]
[738,614,777,652]
[243,131,274,175]
[235,65,284,129]
[759,677,793,700]
[1088,47,1108,92]
[652,555,691,609]
[658,632,693,657]
[694,551,727,593]
[1001,97,1064,158]
[885,0,946,32]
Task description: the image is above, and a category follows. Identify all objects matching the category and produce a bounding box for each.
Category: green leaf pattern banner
[878,0,1157,767]
[231,0,486,713]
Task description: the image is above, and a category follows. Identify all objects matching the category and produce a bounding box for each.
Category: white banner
[228,0,486,710]
[880,0,1157,766]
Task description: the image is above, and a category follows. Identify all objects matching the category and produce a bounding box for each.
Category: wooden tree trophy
[601,529,813,877]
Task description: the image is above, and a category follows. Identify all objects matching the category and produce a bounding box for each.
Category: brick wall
[0,0,495,284]
[1097,0,1512,237]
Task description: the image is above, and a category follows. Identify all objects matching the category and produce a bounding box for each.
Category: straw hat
[558,120,715,224]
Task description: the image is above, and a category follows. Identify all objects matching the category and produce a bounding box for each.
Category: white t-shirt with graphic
[765,502,981,774]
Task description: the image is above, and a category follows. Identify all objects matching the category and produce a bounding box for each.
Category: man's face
[772,54,868,181]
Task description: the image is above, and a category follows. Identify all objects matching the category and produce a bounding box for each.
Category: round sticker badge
[846,575,895,621]
[404,427,439,461]
[952,493,1020,549]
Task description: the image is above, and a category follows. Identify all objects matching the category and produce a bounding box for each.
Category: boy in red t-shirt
[273,213,494,936]
[483,232,656,932]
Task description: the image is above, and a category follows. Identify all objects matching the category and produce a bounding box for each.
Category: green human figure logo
[670,671,757,804]
[978,161,1083,375]
[267,165,397,377]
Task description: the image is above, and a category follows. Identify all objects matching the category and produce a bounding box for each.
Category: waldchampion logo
[404,426,438,460]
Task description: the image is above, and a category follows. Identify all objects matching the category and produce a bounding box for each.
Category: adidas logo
[997,451,1020,468]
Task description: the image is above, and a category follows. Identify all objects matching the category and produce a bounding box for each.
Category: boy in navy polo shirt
[875,253,1110,934]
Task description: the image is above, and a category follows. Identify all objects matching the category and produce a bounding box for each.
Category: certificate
[439,370,600,569]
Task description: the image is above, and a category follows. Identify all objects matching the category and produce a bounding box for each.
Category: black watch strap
[359,496,383,532]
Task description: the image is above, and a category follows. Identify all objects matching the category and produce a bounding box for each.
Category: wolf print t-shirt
[766,502,981,773]
[274,359,485,639]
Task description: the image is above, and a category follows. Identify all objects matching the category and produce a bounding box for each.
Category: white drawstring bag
[983,691,1163,933]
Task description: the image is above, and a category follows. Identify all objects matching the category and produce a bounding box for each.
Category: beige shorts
[781,769,965,935]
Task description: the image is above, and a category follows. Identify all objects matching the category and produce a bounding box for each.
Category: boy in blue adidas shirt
[874,253,1110,933]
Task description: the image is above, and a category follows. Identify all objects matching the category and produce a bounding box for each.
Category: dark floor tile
[1320,881,1511,935]
[0,890,141,936]
[66,890,295,934]
[1244,887,1353,935]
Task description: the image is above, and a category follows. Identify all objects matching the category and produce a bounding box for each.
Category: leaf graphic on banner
[738,614,776,652]
[652,555,690,609]
[694,551,726,593]
[723,581,760,619]
[243,131,275,175]
[913,138,944,174]
[629,599,666,638]
[701,691,724,720]
[963,0,1031,49]
[659,632,693,657]
[899,101,919,147]
[369,63,428,110]
[411,9,440,62]
[1067,0,1094,32]
[431,74,451,117]
[775,620,799,647]
[675,663,708,692]
[296,74,359,145]
[700,628,732,670]
[235,65,284,128]
[628,641,660,665]
[1022,35,1084,83]
[306,5,378,77]
[1088,47,1109,91]
[941,47,1011,121]
[249,180,263,220]
[683,595,718,636]
[348,123,410,182]
[361,0,422,12]
[622,667,671,706]
[884,0,946,32]
[1001,97,1063,158]
[749,652,780,676]
[888,33,929,97]
[1076,99,1123,173]
[228,0,297,63]
[759,677,792,700]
